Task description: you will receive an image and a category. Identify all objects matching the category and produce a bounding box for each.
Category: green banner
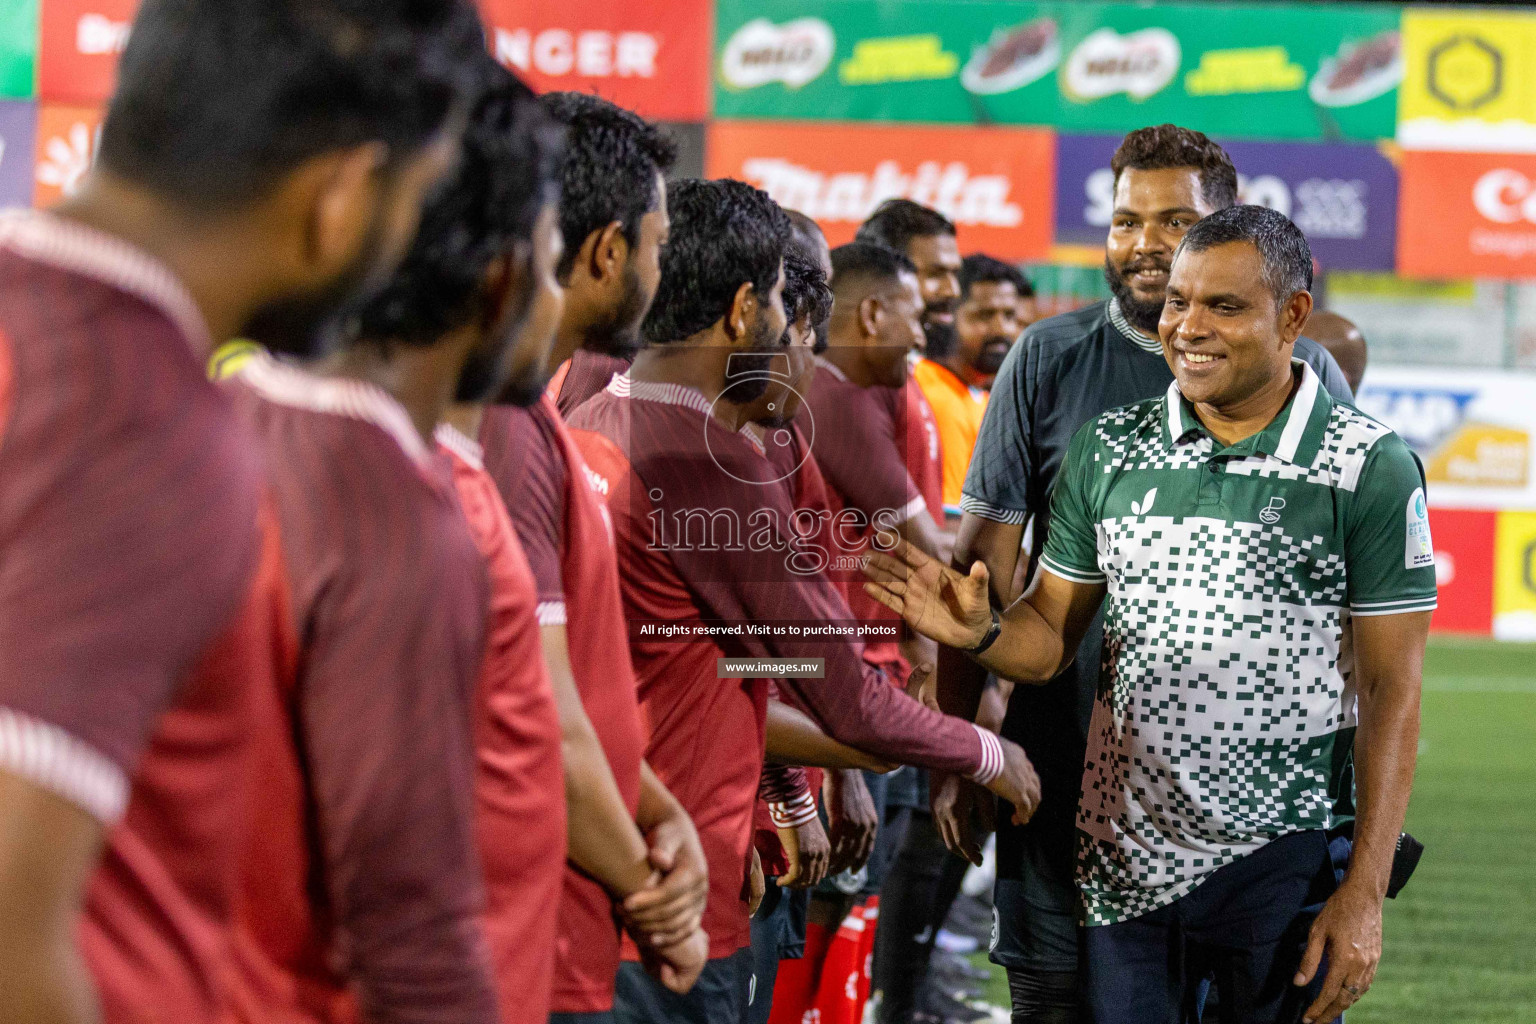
[0,0,36,99]
[714,0,1401,141]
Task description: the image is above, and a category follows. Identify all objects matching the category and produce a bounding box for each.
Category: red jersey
[0,210,267,1023]
[553,349,633,419]
[901,374,946,520]
[478,396,646,1013]
[437,423,566,1024]
[805,362,930,677]
[570,374,1003,959]
[223,354,498,1024]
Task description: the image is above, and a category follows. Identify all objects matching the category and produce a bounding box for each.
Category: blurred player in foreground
[0,1,481,1021]
[866,206,1434,1024]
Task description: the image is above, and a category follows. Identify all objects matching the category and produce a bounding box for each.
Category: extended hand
[824,769,878,874]
[777,816,831,889]
[622,803,709,949]
[863,541,993,652]
[1295,881,1384,1023]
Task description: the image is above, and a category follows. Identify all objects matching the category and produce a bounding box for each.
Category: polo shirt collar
[1107,298,1164,355]
[1164,359,1332,466]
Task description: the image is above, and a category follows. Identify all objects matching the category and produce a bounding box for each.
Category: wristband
[967,608,1003,656]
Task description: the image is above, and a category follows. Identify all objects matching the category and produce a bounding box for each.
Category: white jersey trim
[535,601,568,626]
[238,353,431,467]
[434,422,485,471]
[0,707,129,824]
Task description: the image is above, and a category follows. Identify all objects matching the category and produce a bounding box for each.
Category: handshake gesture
[862,541,996,652]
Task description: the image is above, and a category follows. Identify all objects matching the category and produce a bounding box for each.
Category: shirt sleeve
[1037,421,1106,585]
[759,763,817,828]
[960,330,1036,524]
[1344,435,1439,617]
[811,378,926,523]
[0,330,262,823]
[299,491,498,1024]
[502,421,569,623]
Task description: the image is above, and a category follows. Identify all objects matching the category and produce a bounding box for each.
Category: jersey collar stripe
[607,373,767,455]
[1163,381,1186,444]
[0,708,128,823]
[815,357,850,382]
[957,494,1028,525]
[535,600,568,626]
[1273,362,1321,464]
[238,353,431,466]
[0,209,211,357]
[1107,298,1163,355]
[434,422,485,471]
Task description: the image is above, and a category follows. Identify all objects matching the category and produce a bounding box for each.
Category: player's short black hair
[538,92,677,281]
[1174,204,1313,304]
[786,209,826,252]
[355,62,564,347]
[854,199,955,254]
[97,0,485,211]
[1111,125,1239,211]
[830,241,917,295]
[642,178,791,345]
[959,254,1032,302]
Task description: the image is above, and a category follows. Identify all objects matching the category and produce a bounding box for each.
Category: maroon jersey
[478,396,647,1013]
[552,349,633,418]
[0,210,267,1023]
[438,424,565,1024]
[805,361,930,676]
[223,354,498,1024]
[570,374,1003,959]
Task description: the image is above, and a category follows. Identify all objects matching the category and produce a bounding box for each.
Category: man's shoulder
[1314,398,1407,489]
[1021,301,1111,359]
[1081,393,1165,443]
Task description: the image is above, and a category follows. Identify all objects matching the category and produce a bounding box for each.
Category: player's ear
[479,244,532,335]
[726,280,756,343]
[858,294,881,339]
[590,220,628,286]
[273,142,387,281]
[1280,288,1313,346]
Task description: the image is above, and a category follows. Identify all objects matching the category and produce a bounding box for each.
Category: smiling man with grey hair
[863,205,1435,1024]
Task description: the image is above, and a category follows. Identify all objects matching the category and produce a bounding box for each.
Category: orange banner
[33,104,104,208]
[39,0,138,104]
[1398,149,1536,279]
[706,120,1056,261]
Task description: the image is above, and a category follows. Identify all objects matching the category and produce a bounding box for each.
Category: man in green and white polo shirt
[863,205,1434,1024]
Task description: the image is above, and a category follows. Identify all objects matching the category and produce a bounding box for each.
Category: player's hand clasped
[862,541,994,652]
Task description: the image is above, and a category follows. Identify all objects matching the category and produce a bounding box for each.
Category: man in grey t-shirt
[931,125,1352,1023]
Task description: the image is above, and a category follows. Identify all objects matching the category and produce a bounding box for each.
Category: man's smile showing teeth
[1185,352,1218,363]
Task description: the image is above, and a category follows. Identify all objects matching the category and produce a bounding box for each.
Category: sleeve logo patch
[1405,487,1435,569]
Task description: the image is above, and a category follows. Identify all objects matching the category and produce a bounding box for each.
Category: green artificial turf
[965,638,1536,1023]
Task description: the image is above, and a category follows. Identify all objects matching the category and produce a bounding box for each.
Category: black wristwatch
[967,608,1003,656]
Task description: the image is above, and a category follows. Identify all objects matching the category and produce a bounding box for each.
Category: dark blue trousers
[615,946,755,1024]
[1084,830,1337,1024]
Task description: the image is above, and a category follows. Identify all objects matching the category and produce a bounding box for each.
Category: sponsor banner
[1327,273,1507,368]
[39,0,136,104]
[33,103,103,208]
[1494,511,1536,641]
[1398,9,1536,154]
[713,0,1400,141]
[1054,134,1398,270]
[1427,508,1495,636]
[1355,365,1536,512]
[706,120,1055,261]
[0,100,37,208]
[1397,150,1536,280]
[0,0,38,99]
[478,0,711,121]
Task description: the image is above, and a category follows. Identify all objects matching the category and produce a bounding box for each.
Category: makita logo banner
[707,120,1055,260]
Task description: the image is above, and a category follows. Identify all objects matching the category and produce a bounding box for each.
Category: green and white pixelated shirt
[1039,361,1438,927]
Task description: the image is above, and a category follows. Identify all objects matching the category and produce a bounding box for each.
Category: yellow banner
[1399,9,1536,152]
[1493,511,1536,640]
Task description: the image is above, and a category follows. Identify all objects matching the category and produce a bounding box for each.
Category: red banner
[1428,508,1496,636]
[477,0,712,122]
[707,120,1056,261]
[1399,150,1536,279]
[39,0,138,104]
